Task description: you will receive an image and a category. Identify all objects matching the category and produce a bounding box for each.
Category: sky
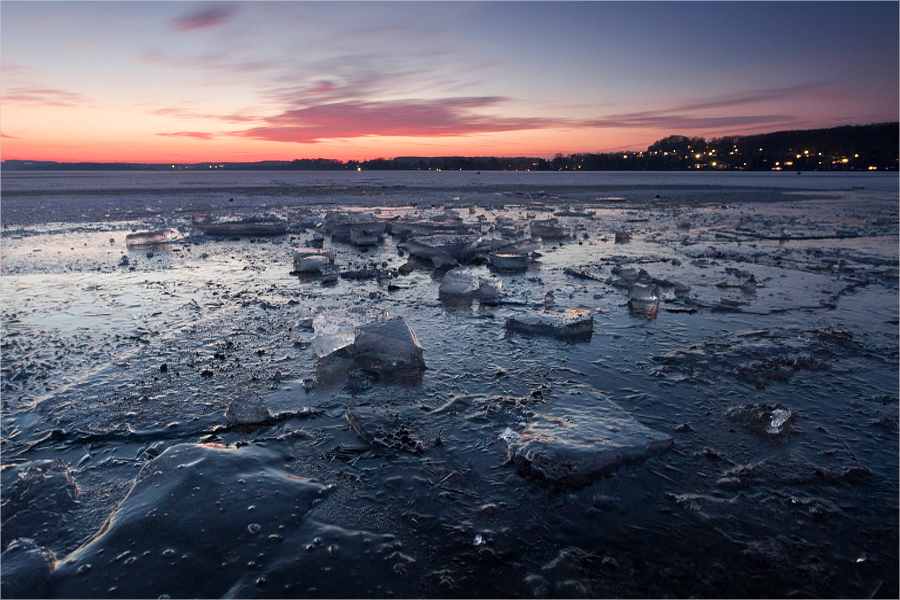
[1,1,898,163]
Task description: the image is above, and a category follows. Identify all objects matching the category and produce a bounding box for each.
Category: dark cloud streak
[172,5,236,32]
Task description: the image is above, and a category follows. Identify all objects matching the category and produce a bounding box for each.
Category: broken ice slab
[614,231,632,243]
[200,217,288,237]
[387,218,462,240]
[405,234,484,265]
[350,228,380,247]
[292,247,335,272]
[505,309,594,340]
[124,228,178,248]
[530,218,573,239]
[439,266,478,299]
[502,393,673,485]
[491,253,528,272]
[323,212,386,242]
[740,277,759,294]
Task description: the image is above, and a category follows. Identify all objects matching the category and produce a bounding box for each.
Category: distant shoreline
[3,122,897,172]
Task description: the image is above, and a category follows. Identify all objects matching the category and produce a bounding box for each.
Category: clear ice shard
[311,308,386,358]
[503,394,673,484]
[439,266,478,298]
[476,276,503,305]
[629,282,660,303]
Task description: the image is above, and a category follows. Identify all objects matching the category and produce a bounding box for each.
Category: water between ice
[0,172,897,598]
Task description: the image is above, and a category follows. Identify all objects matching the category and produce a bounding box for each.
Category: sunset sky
[2,1,898,163]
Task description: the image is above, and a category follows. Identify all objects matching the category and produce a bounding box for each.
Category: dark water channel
[1,171,897,598]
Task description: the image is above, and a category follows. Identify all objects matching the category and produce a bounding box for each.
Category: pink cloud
[1,86,90,107]
[173,5,236,32]
[2,133,21,139]
[156,131,216,140]
[311,81,337,94]
[236,97,560,143]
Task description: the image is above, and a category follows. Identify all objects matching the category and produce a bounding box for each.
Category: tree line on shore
[4,122,896,172]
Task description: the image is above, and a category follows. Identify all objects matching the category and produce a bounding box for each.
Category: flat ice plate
[506,393,672,483]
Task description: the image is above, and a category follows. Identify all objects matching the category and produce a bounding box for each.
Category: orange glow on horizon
[1,127,655,163]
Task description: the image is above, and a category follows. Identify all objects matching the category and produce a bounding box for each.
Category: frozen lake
[1,170,897,598]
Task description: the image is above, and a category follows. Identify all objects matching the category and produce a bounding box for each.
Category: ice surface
[49,443,332,599]
[224,396,272,425]
[504,394,673,484]
[346,406,426,452]
[0,539,56,598]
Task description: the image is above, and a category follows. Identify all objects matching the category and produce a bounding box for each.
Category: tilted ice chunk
[740,277,758,294]
[311,309,425,374]
[125,228,178,248]
[531,219,572,239]
[495,236,543,255]
[491,253,528,271]
[346,319,426,373]
[439,266,478,298]
[293,247,335,272]
[505,309,594,340]
[503,394,673,484]
[200,218,287,237]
